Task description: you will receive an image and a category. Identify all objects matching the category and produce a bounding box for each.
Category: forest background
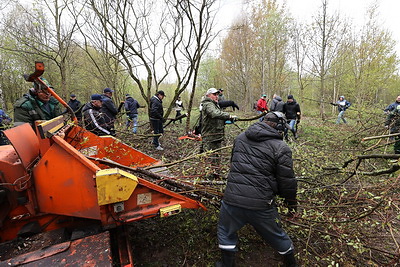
[0,0,398,129]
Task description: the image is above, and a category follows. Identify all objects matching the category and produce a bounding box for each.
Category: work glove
[233,103,240,110]
[162,118,167,123]
[296,120,300,125]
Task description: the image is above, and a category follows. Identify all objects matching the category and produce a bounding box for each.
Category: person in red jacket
[256,94,269,121]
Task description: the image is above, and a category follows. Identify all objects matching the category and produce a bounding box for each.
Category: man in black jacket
[67,94,82,121]
[82,94,110,136]
[101,88,118,136]
[150,90,165,150]
[283,95,301,140]
[217,112,298,267]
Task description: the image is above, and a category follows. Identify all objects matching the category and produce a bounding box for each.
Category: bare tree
[220,18,255,111]
[348,3,398,104]
[0,0,80,98]
[250,0,291,97]
[306,0,348,119]
[87,0,219,128]
[290,21,311,102]
[175,0,220,131]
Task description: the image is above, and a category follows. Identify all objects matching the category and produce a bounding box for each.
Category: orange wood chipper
[0,62,205,266]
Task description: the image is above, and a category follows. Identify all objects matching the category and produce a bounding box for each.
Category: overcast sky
[217,0,400,55]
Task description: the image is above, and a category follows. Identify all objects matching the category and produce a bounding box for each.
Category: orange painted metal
[33,135,101,220]
[0,145,26,189]
[99,180,206,226]
[1,114,205,266]
[3,123,39,169]
[1,61,206,266]
[66,126,159,168]
[0,212,98,242]
[1,230,112,266]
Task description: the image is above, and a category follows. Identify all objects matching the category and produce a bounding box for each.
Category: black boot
[216,250,235,267]
[283,251,297,267]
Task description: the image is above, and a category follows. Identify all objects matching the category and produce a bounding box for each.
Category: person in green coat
[200,87,237,154]
[14,79,63,127]
[385,105,400,154]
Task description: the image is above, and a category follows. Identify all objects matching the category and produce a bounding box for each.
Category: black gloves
[219,100,240,111]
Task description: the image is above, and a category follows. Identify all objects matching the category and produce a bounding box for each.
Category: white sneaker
[155,146,164,151]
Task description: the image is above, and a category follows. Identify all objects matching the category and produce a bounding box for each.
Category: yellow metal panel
[96,168,139,206]
[159,204,182,217]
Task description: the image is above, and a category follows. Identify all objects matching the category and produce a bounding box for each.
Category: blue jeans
[150,119,164,147]
[336,111,347,124]
[257,110,264,122]
[126,114,138,133]
[284,119,297,138]
[289,119,296,132]
[217,201,294,254]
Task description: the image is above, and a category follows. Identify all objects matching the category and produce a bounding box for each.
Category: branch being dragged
[236,111,267,122]
[343,154,400,169]
[356,164,400,176]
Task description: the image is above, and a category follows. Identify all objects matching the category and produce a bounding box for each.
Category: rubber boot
[215,250,235,267]
[283,251,297,267]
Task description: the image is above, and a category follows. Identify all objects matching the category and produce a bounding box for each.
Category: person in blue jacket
[384,95,400,113]
[0,109,12,145]
[124,94,141,133]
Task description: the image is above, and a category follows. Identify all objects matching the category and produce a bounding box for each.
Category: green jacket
[13,94,63,126]
[200,97,231,142]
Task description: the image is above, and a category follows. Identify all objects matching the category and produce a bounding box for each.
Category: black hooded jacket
[82,102,110,136]
[223,121,297,210]
[100,94,118,125]
[283,100,301,120]
[149,95,164,120]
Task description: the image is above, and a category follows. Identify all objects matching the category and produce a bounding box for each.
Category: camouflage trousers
[202,139,223,171]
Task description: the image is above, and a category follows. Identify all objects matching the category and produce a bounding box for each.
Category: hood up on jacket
[245,121,283,142]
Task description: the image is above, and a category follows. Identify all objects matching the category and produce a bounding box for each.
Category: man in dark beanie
[82,94,110,136]
[217,111,298,267]
[67,94,82,121]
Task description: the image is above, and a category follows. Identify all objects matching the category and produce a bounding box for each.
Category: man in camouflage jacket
[200,88,236,152]
[14,82,63,127]
[385,105,400,154]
